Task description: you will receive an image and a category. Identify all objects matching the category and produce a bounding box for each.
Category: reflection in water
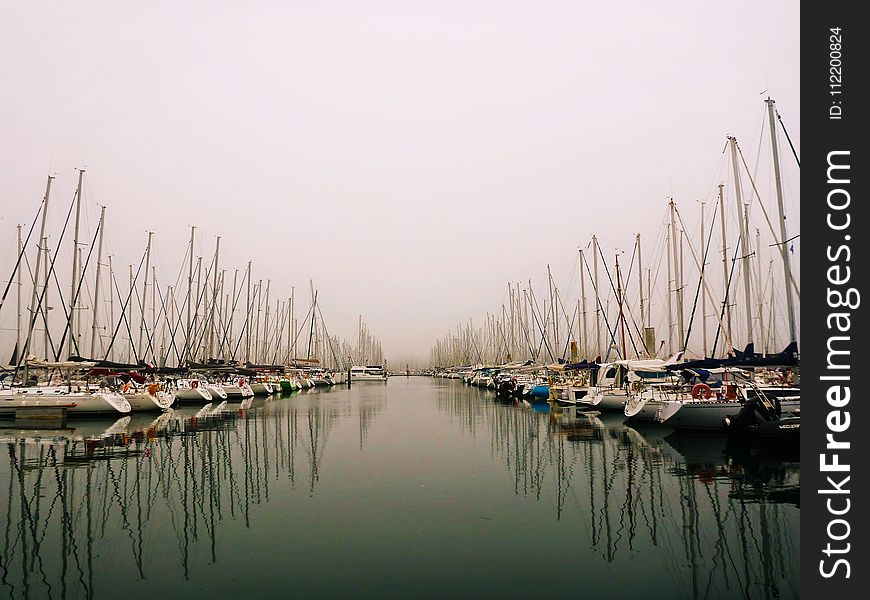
[0,381,796,600]
[0,393,386,599]
[434,384,799,600]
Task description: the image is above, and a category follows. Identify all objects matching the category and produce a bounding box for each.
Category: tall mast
[290,285,295,360]
[108,255,114,361]
[89,205,106,358]
[285,287,293,365]
[718,183,732,348]
[579,249,588,358]
[592,235,601,358]
[127,264,134,362]
[245,261,252,363]
[635,234,646,356]
[194,256,202,359]
[547,264,556,355]
[229,269,238,358]
[755,227,766,353]
[254,280,263,363]
[665,229,674,356]
[43,240,50,360]
[68,168,85,358]
[207,236,220,359]
[151,265,157,363]
[728,136,753,345]
[186,226,195,361]
[699,202,708,357]
[76,246,84,354]
[22,176,53,377]
[16,224,22,361]
[262,278,271,363]
[615,253,627,359]
[138,231,153,359]
[668,198,684,350]
[766,97,798,345]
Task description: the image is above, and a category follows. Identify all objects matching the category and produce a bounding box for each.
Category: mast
[669,198,684,351]
[22,176,53,377]
[138,231,153,359]
[68,168,84,358]
[151,265,157,363]
[42,239,50,360]
[754,227,766,353]
[16,225,22,362]
[245,261,252,363]
[194,256,202,359]
[186,226,195,361]
[547,265,559,358]
[108,255,114,361]
[718,183,732,347]
[665,223,674,356]
[254,279,262,363]
[228,269,238,358]
[127,264,134,362]
[89,205,106,358]
[579,249,588,358]
[207,236,220,359]
[262,279,271,363]
[728,136,753,344]
[699,202,708,357]
[592,235,601,358]
[615,253,627,359]
[290,285,295,360]
[76,246,84,353]
[635,234,646,356]
[766,97,798,345]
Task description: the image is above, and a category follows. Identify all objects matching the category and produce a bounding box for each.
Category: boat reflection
[0,394,385,599]
[434,385,799,600]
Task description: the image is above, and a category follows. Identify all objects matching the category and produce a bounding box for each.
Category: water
[0,378,799,599]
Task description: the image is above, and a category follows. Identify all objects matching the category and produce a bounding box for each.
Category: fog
[1,0,799,364]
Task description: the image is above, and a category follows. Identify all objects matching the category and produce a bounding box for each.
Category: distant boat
[350,365,387,381]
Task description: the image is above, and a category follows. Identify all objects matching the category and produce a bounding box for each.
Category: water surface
[0,378,799,599]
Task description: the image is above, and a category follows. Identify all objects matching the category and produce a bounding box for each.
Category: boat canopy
[25,356,97,370]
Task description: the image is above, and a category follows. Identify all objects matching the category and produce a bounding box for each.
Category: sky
[0,0,800,364]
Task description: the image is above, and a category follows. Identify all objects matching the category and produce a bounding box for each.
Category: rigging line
[0,201,43,315]
[182,253,218,361]
[594,242,641,359]
[710,227,745,358]
[220,270,249,362]
[228,269,253,361]
[527,287,555,362]
[735,141,800,299]
[102,248,149,363]
[13,187,80,376]
[776,110,801,168]
[54,218,102,360]
[676,204,719,355]
[580,251,619,362]
[559,303,580,361]
[616,241,649,358]
[152,277,184,366]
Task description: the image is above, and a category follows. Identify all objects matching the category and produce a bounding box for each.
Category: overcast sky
[1,0,799,363]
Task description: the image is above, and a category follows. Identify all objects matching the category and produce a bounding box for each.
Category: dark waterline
[0,378,799,599]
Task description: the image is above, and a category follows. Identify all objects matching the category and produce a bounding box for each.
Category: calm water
[0,378,799,599]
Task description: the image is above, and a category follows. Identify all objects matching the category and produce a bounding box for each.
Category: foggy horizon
[1,0,800,365]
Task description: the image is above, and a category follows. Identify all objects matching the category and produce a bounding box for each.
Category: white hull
[2,390,131,415]
[663,398,800,430]
[174,387,213,403]
[206,385,228,400]
[125,391,173,412]
[350,375,387,382]
[251,383,271,396]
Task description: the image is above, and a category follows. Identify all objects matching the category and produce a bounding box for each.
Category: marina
[2,2,802,597]
[0,378,798,599]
